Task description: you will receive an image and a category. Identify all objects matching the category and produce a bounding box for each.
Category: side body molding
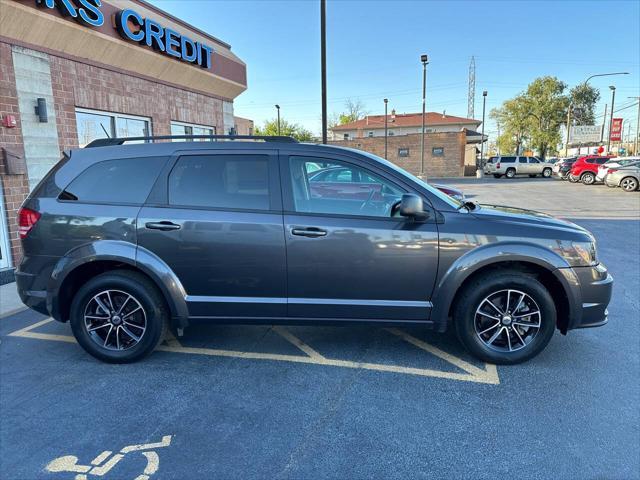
[47,241,189,327]
[430,241,582,332]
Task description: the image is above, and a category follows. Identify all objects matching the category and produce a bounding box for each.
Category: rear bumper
[604,175,618,187]
[15,255,58,318]
[572,263,613,329]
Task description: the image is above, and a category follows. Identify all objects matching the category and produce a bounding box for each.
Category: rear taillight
[496,163,501,169]
[18,207,41,239]
[607,168,617,174]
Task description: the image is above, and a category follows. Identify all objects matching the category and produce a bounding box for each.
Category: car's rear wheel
[581,172,596,185]
[621,176,639,192]
[493,174,502,179]
[505,168,516,179]
[70,270,168,363]
[542,168,552,178]
[453,272,556,364]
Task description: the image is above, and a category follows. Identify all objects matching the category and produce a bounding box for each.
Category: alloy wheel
[474,289,541,353]
[582,173,595,184]
[621,177,638,192]
[83,290,147,351]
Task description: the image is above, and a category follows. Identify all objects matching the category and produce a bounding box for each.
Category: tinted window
[290,157,404,218]
[529,157,540,163]
[169,155,270,210]
[62,157,166,204]
[501,157,516,163]
[596,158,608,165]
[518,157,527,163]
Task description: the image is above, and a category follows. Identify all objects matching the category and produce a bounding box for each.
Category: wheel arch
[48,241,189,327]
[431,243,580,333]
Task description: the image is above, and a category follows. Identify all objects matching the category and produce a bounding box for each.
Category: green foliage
[569,83,600,125]
[254,118,314,142]
[491,76,575,159]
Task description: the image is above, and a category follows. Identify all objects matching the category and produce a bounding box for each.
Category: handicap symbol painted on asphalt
[45,435,172,480]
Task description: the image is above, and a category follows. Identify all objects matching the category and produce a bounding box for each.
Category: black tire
[505,168,516,179]
[568,175,578,183]
[70,270,169,363]
[493,174,502,179]
[542,168,552,178]
[581,172,596,185]
[620,176,639,192]
[453,271,556,365]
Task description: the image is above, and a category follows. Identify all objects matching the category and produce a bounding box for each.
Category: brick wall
[0,42,30,267]
[49,56,226,151]
[329,131,466,178]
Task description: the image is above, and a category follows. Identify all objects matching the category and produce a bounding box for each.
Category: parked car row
[484,156,553,179]
[553,155,640,192]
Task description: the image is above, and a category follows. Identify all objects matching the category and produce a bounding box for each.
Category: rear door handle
[145,221,181,231]
[291,227,327,238]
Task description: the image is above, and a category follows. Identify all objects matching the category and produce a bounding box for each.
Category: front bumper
[571,263,613,329]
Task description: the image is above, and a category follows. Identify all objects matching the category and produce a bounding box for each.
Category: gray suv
[16,135,613,365]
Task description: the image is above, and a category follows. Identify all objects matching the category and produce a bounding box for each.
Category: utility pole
[630,97,640,155]
[420,54,428,179]
[384,98,388,159]
[320,0,327,144]
[607,86,616,154]
[564,105,572,157]
[600,103,607,143]
[478,90,487,178]
[497,122,501,155]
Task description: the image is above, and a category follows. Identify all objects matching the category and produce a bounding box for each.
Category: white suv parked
[485,156,553,179]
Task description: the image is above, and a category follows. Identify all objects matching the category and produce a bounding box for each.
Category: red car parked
[569,155,615,185]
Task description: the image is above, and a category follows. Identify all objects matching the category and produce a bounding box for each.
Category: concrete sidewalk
[0,282,25,318]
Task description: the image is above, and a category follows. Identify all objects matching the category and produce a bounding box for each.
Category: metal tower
[468,56,476,119]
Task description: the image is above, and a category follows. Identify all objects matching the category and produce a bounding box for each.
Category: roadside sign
[570,125,602,144]
[610,118,623,142]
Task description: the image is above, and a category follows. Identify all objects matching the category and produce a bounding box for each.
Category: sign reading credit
[35,0,214,69]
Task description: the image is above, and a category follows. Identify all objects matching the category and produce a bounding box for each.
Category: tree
[254,118,314,142]
[490,95,531,155]
[330,98,368,127]
[569,83,600,125]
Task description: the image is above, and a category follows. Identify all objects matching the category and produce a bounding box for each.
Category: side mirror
[399,194,426,218]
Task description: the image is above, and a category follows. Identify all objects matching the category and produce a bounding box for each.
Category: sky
[148,0,640,140]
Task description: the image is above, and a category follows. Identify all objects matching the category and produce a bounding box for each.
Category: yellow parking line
[7,319,500,385]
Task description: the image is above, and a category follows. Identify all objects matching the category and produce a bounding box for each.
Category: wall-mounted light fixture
[34,98,48,123]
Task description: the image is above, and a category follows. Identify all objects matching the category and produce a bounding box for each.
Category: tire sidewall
[621,177,638,191]
[506,168,516,178]
[582,172,595,184]
[70,273,166,363]
[455,275,556,364]
[543,168,552,177]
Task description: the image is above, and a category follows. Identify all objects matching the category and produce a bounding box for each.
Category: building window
[76,108,151,147]
[368,131,374,138]
[432,147,445,156]
[343,133,350,140]
[170,121,216,141]
[398,148,410,157]
[388,131,395,136]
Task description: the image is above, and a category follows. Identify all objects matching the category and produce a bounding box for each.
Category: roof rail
[84,135,298,148]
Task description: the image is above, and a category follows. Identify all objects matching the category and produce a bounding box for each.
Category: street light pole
[607,86,616,154]
[565,72,629,156]
[478,90,487,178]
[384,98,388,159]
[630,97,640,155]
[420,54,428,178]
[275,104,281,135]
[320,0,328,144]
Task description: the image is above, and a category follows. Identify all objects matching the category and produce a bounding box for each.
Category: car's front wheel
[542,168,552,178]
[70,270,168,363]
[453,271,556,364]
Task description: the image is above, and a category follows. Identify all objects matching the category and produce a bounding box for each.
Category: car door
[137,149,287,318]
[517,156,529,174]
[280,152,439,321]
[528,157,541,173]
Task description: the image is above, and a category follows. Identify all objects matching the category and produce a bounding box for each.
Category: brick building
[0,0,247,282]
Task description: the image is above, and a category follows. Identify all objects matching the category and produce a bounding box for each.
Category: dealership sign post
[609,118,623,142]
[569,125,603,144]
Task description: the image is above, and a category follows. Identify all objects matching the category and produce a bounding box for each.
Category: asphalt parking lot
[1,177,638,480]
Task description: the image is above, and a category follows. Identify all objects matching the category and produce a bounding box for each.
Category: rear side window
[501,157,516,163]
[596,158,608,165]
[169,155,270,211]
[61,157,166,204]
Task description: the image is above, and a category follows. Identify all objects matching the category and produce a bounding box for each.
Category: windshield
[344,148,464,208]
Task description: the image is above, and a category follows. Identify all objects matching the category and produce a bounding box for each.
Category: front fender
[48,240,189,327]
[430,241,581,332]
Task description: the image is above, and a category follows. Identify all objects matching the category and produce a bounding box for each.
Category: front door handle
[145,221,181,231]
[291,227,327,238]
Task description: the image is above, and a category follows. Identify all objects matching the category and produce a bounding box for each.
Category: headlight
[557,241,598,267]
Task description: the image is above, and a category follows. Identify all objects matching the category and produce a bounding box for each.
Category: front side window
[61,157,166,204]
[529,157,540,163]
[290,156,404,218]
[169,155,270,211]
[75,109,151,147]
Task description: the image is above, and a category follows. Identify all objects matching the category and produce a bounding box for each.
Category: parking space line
[7,319,500,385]
[272,326,326,360]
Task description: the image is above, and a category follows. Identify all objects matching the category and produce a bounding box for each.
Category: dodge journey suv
[17,135,613,365]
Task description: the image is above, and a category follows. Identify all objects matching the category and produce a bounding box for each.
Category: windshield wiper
[458,201,478,211]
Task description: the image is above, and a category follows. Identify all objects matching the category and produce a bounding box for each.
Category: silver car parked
[485,156,553,179]
[604,162,640,192]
